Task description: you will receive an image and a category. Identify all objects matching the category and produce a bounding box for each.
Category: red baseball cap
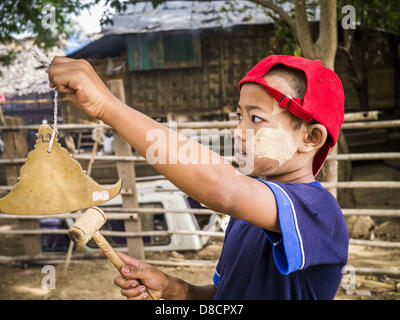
[238,55,345,176]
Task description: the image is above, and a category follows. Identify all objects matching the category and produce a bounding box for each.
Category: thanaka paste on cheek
[253,127,297,167]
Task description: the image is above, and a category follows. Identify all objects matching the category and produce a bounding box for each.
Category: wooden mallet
[68,207,154,300]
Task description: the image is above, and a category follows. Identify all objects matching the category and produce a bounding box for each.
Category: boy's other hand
[101,250,168,300]
[48,57,118,120]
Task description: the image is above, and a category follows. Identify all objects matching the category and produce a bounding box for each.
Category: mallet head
[68,207,106,246]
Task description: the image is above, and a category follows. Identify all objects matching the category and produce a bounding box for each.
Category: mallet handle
[92,231,154,300]
[93,231,124,270]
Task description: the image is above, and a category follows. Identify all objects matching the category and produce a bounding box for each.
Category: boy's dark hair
[266,64,307,99]
[265,64,316,129]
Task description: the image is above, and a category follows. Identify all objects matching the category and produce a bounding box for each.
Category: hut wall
[334,30,398,112]
[88,25,397,118]
[2,92,57,125]
[90,25,274,117]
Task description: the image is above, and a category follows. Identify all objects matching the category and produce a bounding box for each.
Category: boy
[49,55,349,300]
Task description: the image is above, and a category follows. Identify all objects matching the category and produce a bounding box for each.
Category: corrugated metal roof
[69,0,290,59]
[102,0,280,34]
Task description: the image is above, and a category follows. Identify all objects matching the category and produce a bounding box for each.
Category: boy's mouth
[234,148,247,163]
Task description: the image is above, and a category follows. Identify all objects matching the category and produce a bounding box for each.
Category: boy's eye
[251,115,263,123]
[236,113,243,121]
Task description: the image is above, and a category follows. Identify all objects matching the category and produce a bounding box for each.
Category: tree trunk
[293,0,315,59]
[359,27,370,110]
[339,29,367,111]
[293,0,352,202]
[314,0,338,70]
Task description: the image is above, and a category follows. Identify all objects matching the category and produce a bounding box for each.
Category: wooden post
[106,78,145,259]
[325,145,338,199]
[2,116,42,255]
[0,105,6,126]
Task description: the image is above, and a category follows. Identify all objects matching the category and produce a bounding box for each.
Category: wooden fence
[0,110,399,276]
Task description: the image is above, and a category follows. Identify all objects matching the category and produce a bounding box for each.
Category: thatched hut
[0,39,65,125]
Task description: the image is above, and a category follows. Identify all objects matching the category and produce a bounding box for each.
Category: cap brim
[313,143,332,177]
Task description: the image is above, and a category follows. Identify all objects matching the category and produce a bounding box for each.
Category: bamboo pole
[150,181,400,192]
[0,208,223,219]
[0,212,140,220]
[322,181,400,189]
[0,154,234,164]
[0,97,70,105]
[172,121,237,129]
[2,253,400,277]
[2,227,400,249]
[144,259,218,267]
[2,252,400,277]
[1,170,398,195]
[0,123,102,131]
[102,207,222,214]
[349,239,400,248]
[2,227,400,251]
[0,155,145,164]
[0,97,379,122]
[0,115,397,132]
[0,208,398,219]
[342,111,380,122]
[341,119,400,129]
[327,152,400,160]
[0,253,99,264]
[342,209,400,217]
[0,253,218,267]
[2,151,399,166]
[0,229,226,238]
[352,267,400,277]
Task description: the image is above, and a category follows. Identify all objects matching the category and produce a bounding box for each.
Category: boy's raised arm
[49,57,280,233]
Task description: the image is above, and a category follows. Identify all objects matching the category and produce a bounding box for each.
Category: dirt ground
[0,241,399,300]
[0,161,399,300]
[0,246,219,300]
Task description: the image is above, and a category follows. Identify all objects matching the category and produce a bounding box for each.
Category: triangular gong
[0,125,122,215]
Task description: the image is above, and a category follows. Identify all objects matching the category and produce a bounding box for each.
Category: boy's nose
[234,127,245,142]
[235,120,248,138]
[235,120,255,138]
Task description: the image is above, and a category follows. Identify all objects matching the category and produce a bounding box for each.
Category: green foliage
[258,1,299,56]
[98,0,129,26]
[0,0,91,49]
[0,0,126,67]
[274,19,298,55]
[0,0,94,70]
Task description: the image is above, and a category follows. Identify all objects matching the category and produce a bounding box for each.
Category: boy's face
[235,75,305,178]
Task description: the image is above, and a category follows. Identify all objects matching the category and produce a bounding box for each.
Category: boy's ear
[298,123,328,153]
